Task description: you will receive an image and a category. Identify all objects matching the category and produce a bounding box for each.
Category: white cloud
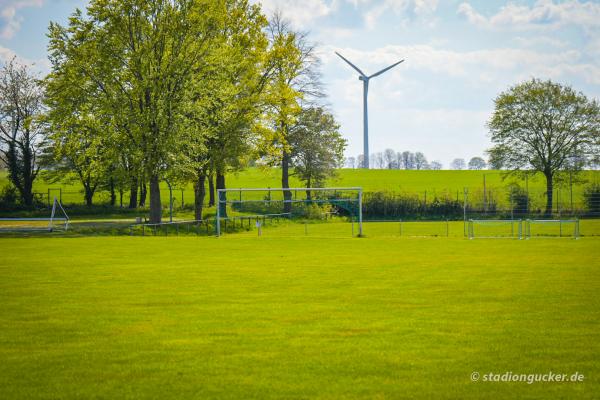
[0,0,44,38]
[457,0,600,31]
[365,0,438,29]
[326,44,600,86]
[256,0,332,28]
[0,45,50,73]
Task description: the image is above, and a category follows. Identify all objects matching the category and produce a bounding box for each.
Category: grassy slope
[1,236,598,399]
[1,169,599,206]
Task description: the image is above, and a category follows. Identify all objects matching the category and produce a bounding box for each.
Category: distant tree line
[345,151,491,171]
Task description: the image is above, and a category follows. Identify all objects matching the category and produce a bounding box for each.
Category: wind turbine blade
[368,59,404,79]
[335,51,367,77]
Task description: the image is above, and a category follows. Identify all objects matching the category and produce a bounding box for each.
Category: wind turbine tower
[335,51,404,169]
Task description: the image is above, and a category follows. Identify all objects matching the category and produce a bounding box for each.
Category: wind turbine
[335,51,404,169]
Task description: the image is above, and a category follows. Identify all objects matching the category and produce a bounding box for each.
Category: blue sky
[1,0,599,167]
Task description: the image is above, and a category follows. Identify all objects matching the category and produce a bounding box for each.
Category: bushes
[507,184,530,216]
[362,191,462,220]
[0,184,18,207]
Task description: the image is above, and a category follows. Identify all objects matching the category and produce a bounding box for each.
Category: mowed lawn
[0,236,599,399]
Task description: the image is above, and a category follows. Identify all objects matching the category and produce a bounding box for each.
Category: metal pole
[362,78,369,169]
[463,188,468,237]
[216,189,221,236]
[358,189,363,236]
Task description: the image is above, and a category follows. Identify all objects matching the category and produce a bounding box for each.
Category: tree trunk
[128,179,138,209]
[216,171,227,218]
[139,181,147,207]
[119,189,124,208]
[208,174,215,207]
[109,177,116,206]
[194,173,206,221]
[545,171,553,217]
[306,177,312,201]
[149,174,162,223]
[84,185,94,207]
[282,150,292,213]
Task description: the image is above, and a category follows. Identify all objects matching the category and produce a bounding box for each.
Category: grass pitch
[1,236,599,399]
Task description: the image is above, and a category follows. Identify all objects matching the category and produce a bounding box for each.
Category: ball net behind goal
[215,187,362,237]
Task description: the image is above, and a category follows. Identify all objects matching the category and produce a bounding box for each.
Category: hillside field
[2,169,599,207]
[0,235,599,399]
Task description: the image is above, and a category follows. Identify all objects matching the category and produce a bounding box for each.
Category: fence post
[463,188,468,237]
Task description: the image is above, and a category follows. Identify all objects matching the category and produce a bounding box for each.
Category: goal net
[525,219,580,239]
[468,219,522,239]
[216,187,362,237]
[0,197,69,233]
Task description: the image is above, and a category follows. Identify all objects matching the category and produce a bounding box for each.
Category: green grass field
[1,234,599,399]
[2,169,599,207]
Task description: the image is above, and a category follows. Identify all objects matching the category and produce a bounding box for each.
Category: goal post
[468,219,522,239]
[216,187,363,237]
[0,197,69,232]
[525,219,580,239]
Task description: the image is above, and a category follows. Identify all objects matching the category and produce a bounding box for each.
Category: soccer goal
[468,219,522,239]
[216,187,363,237]
[0,197,69,233]
[525,219,580,239]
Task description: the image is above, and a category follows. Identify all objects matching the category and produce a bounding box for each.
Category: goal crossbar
[525,219,580,239]
[468,219,522,239]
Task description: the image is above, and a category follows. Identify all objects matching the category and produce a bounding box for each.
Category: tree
[357,154,365,168]
[488,79,600,215]
[186,0,269,220]
[372,152,384,169]
[288,107,346,199]
[450,158,466,170]
[401,151,415,170]
[383,148,396,169]
[46,0,223,222]
[0,58,45,206]
[468,157,487,170]
[430,160,442,170]
[414,152,429,170]
[262,13,323,213]
[345,156,356,169]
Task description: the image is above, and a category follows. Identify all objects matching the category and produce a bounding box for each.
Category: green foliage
[0,183,18,207]
[362,191,463,220]
[487,79,600,214]
[507,184,530,216]
[289,107,346,190]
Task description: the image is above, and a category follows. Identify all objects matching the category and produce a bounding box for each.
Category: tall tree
[46,0,222,223]
[0,58,45,206]
[488,79,600,215]
[262,13,323,213]
[189,0,269,220]
[288,107,346,200]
